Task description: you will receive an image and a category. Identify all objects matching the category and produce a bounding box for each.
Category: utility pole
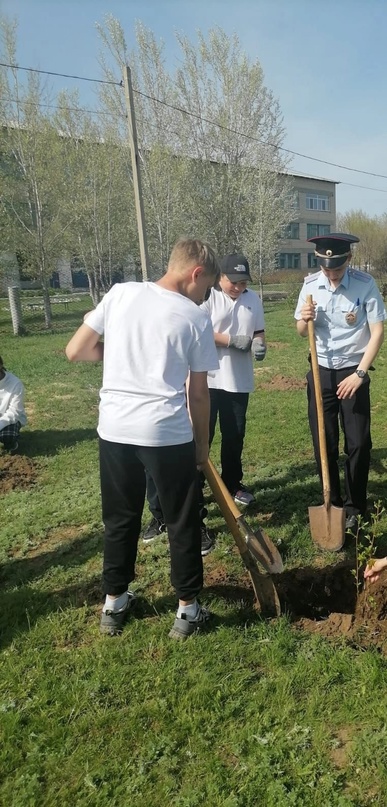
[123,64,149,281]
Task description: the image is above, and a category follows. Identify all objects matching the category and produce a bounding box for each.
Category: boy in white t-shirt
[200,253,266,505]
[66,239,219,640]
[142,252,266,550]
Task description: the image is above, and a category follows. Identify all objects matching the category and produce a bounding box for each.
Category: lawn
[1,295,387,806]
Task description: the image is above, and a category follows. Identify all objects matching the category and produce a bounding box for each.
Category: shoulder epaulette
[348,269,373,283]
[305,270,321,284]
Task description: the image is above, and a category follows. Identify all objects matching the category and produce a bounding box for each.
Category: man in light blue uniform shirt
[294,233,386,531]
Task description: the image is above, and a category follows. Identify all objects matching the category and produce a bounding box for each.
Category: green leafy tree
[53,93,138,303]
[337,209,387,277]
[0,17,69,327]
[96,18,295,274]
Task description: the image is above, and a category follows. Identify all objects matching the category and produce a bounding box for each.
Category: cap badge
[326,249,333,257]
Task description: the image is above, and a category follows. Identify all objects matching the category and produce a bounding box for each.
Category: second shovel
[307,294,345,551]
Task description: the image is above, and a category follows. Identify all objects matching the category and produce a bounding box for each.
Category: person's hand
[228,334,252,352]
[364,557,387,583]
[252,337,267,361]
[300,300,317,322]
[336,372,365,400]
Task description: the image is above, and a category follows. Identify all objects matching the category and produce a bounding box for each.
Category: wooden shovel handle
[204,459,246,548]
[205,458,283,574]
[306,294,331,506]
[203,459,281,616]
[205,458,244,520]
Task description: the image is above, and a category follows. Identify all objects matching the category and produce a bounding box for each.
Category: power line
[2,60,387,184]
[286,167,387,194]
[134,89,387,182]
[0,61,122,87]
[3,94,387,195]
[0,95,116,117]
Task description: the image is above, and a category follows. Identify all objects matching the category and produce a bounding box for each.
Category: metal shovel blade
[236,515,284,574]
[249,565,281,617]
[308,503,346,552]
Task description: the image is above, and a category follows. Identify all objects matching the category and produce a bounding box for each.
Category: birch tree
[336,210,387,275]
[96,18,295,274]
[53,94,138,303]
[0,17,67,327]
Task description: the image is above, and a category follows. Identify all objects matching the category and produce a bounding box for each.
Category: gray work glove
[228,334,252,352]
[252,336,267,361]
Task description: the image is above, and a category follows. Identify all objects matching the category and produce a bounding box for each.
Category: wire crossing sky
[2,0,387,215]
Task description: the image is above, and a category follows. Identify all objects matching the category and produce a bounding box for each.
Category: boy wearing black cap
[295,233,386,531]
[201,252,266,505]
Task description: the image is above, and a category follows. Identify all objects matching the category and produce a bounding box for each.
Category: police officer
[294,233,386,530]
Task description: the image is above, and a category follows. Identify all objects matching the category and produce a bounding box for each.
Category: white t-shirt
[86,282,219,446]
[0,371,27,431]
[201,287,265,392]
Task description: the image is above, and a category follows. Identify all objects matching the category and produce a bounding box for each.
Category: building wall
[278,175,337,272]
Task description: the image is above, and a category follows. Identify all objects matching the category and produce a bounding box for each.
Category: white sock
[177,600,199,619]
[103,591,128,613]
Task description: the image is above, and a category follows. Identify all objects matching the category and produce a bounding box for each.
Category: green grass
[1,299,387,806]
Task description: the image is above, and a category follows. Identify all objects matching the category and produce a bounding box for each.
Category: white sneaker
[234,486,254,506]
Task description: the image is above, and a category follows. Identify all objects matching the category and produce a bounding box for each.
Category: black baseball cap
[307,232,359,269]
[220,253,252,282]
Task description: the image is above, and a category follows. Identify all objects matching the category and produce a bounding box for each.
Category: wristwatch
[355,369,367,379]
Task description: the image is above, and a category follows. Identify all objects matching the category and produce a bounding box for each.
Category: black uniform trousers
[99,438,203,600]
[209,388,249,494]
[306,365,371,517]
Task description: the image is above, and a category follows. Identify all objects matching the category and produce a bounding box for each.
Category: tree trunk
[8,286,26,336]
[87,271,100,306]
[258,247,264,301]
[40,280,52,328]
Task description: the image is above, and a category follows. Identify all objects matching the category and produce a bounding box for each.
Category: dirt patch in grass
[330,727,354,769]
[0,453,38,493]
[260,374,306,391]
[280,563,387,653]
[205,558,387,653]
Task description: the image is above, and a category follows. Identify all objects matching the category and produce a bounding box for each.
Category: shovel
[204,459,282,617]
[307,294,345,551]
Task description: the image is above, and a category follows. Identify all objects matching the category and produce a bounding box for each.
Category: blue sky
[2,0,387,217]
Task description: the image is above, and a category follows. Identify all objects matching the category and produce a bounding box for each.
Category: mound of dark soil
[0,454,38,493]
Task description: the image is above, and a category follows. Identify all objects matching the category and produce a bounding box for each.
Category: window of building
[284,222,300,239]
[306,193,330,211]
[278,253,301,269]
[308,253,318,269]
[71,269,89,288]
[306,223,331,239]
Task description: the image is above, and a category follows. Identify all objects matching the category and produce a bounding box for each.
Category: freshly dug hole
[277,562,387,653]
